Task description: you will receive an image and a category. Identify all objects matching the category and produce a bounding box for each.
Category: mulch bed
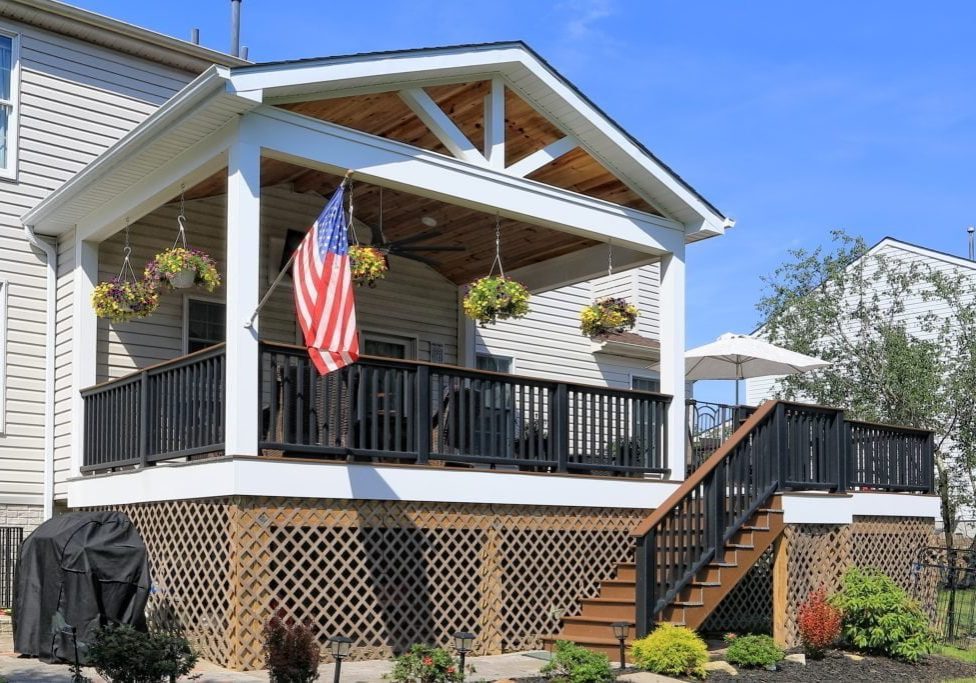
[705,650,976,682]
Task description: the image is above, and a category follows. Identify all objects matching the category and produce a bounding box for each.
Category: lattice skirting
[779,516,936,646]
[703,547,773,635]
[94,497,646,670]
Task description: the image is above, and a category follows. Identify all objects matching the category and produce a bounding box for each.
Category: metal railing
[686,399,754,471]
[259,342,672,475]
[0,526,22,608]
[633,401,934,635]
[81,345,226,471]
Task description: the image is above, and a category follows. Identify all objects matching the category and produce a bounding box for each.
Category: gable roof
[23,42,729,239]
[1,0,247,72]
[866,236,976,272]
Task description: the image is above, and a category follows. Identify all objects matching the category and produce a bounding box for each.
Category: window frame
[182,295,226,354]
[0,27,21,181]
[630,373,661,393]
[475,352,514,375]
[360,330,418,360]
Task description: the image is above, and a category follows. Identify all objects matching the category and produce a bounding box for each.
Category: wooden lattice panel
[849,515,933,587]
[97,497,643,670]
[703,547,773,634]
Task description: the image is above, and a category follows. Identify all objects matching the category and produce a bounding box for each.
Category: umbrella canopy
[685,333,830,380]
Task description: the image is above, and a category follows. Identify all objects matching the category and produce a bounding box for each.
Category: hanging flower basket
[349,245,388,287]
[580,296,639,338]
[91,278,159,323]
[146,247,220,292]
[463,275,530,326]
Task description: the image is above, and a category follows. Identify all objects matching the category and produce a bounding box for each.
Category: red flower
[447,667,456,674]
[422,656,434,666]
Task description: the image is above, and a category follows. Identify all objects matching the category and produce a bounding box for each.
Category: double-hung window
[0,31,19,179]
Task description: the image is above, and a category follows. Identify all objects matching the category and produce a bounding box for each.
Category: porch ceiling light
[421,216,438,227]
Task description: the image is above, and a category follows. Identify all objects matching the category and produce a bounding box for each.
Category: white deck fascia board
[66,458,679,510]
[781,491,940,524]
[249,106,685,255]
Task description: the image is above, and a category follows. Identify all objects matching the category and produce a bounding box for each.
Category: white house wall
[0,21,195,510]
[475,264,661,388]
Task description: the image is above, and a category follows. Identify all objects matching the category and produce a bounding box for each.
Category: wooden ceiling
[180,159,598,285]
[276,81,661,215]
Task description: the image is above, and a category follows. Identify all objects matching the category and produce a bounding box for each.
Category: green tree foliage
[757,230,976,542]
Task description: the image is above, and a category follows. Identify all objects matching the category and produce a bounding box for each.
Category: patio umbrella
[684,333,830,404]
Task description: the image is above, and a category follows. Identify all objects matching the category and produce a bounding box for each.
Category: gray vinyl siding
[95,184,459,381]
[475,263,661,389]
[0,20,196,501]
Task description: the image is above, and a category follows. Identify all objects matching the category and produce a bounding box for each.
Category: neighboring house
[745,237,976,405]
[0,0,244,533]
[0,4,940,671]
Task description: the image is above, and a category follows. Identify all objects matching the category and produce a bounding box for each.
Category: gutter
[21,224,56,519]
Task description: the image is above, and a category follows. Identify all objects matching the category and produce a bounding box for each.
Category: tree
[756,230,976,549]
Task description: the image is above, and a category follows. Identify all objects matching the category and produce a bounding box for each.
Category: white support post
[659,250,686,481]
[484,77,505,170]
[225,135,261,456]
[71,239,98,477]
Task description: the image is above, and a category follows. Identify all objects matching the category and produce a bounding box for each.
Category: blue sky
[74,1,976,401]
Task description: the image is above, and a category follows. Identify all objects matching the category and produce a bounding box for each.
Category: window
[0,31,19,179]
[185,298,225,353]
[476,353,513,374]
[632,376,660,393]
[362,332,415,359]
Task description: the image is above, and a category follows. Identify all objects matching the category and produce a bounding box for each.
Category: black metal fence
[0,526,23,608]
[913,544,976,648]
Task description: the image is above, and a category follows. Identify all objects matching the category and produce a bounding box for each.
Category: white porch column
[225,136,261,456]
[71,238,98,477]
[659,249,686,481]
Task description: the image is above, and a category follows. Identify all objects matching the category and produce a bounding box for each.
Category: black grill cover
[13,511,151,664]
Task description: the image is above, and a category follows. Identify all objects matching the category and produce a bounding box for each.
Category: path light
[453,631,476,678]
[328,635,353,683]
[611,622,631,669]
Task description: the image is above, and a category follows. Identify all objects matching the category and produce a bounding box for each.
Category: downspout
[22,224,56,520]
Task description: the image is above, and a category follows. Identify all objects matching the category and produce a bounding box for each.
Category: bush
[389,644,464,683]
[540,641,614,683]
[831,566,935,663]
[797,587,843,658]
[631,624,708,679]
[88,624,197,683]
[264,616,321,683]
[724,634,784,668]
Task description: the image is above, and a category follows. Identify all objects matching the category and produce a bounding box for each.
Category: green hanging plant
[146,247,220,292]
[349,245,388,287]
[91,278,159,323]
[579,296,639,338]
[463,275,530,326]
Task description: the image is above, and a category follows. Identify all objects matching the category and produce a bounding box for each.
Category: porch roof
[23,43,729,244]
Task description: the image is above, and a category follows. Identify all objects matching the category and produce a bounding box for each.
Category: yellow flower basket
[579,297,639,338]
[462,275,531,326]
[349,245,388,287]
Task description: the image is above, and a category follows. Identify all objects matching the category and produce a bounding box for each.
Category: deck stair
[543,400,815,657]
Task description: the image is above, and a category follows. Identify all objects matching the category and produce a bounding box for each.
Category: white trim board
[781,491,940,524]
[66,458,680,509]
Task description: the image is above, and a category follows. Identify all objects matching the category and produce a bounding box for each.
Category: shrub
[264,616,321,683]
[88,624,197,683]
[831,566,935,663]
[724,633,784,669]
[797,587,843,658]
[389,644,464,683]
[540,641,614,683]
[631,624,708,679]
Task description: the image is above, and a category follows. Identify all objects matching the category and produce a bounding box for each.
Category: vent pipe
[240,46,249,61]
[190,27,200,45]
[969,226,975,261]
[230,0,242,57]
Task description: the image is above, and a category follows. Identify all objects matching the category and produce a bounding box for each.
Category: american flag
[293,184,359,374]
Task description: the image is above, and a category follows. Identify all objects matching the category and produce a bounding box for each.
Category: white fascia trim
[66,458,679,510]
[22,66,235,233]
[868,238,976,272]
[228,45,725,232]
[781,491,940,525]
[249,106,685,255]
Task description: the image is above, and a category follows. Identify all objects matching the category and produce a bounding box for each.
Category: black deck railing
[0,526,22,608]
[686,399,755,472]
[260,342,671,475]
[81,342,671,476]
[633,400,934,635]
[81,345,226,471]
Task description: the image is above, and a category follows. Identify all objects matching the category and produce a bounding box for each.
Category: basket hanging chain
[117,217,137,282]
[607,239,613,278]
[173,184,188,249]
[489,214,505,278]
[345,175,355,242]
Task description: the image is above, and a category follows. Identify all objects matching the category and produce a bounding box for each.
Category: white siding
[476,262,661,389]
[2,21,195,502]
[95,184,459,382]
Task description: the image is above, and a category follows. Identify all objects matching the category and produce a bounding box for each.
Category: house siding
[475,263,661,389]
[1,20,196,505]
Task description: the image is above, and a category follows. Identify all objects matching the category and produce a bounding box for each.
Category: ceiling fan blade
[397,252,441,268]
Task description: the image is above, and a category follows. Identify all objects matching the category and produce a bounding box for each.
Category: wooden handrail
[631,400,779,538]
